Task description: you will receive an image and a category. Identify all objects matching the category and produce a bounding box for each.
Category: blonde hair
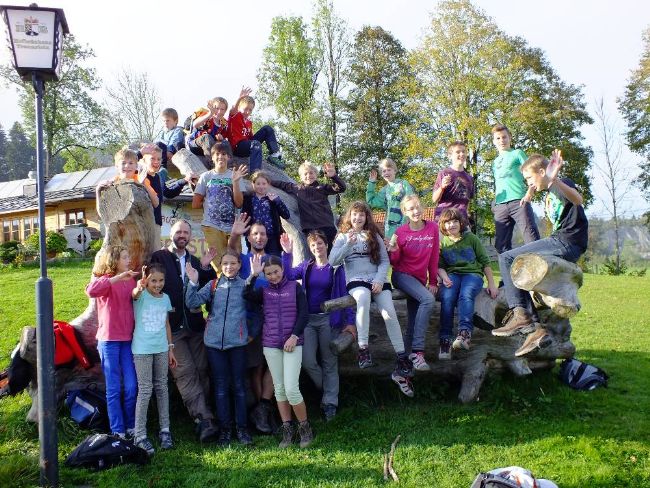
[379,158,397,171]
[92,245,128,277]
[299,161,317,175]
[140,143,162,156]
[521,154,549,173]
[114,147,138,165]
[238,96,255,109]
[208,97,228,110]
[251,170,271,184]
[400,194,421,214]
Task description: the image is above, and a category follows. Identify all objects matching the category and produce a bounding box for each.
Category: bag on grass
[559,358,608,391]
[65,433,149,470]
[470,467,558,488]
[65,386,109,431]
[0,345,33,398]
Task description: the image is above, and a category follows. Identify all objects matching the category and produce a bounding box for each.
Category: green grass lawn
[0,261,649,487]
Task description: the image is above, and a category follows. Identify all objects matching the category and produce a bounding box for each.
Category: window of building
[11,219,20,241]
[66,209,85,226]
[24,215,39,239]
[2,220,10,242]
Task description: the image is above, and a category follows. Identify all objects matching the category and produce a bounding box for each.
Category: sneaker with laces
[198,417,218,442]
[135,437,155,456]
[158,431,173,450]
[217,426,232,447]
[409,351,431,371]
[278,421,295,448]
[322,404,337,422]
[453,330,472,350]
[439,338,452,360]
[391,370,415,397]
[236,427,254,446]
[515,326,552,357]
[267,155,285,169]
[358,347,373,369]
[492,307,536,337]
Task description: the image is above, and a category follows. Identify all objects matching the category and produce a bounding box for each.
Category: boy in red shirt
[228,87,284,171]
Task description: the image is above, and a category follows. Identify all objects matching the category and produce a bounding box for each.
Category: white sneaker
[409,352,431,371]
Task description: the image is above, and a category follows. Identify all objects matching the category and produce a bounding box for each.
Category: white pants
[349,287,405,354]
[263,346,304,405]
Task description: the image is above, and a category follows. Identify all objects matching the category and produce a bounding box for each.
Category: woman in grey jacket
[329,201,414,397]
[185,250,252,447]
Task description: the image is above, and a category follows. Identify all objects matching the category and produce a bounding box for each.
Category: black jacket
[150,249,216,333]
[242,192,290,253]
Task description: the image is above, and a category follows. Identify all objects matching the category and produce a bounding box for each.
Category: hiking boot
[515,326,552,357]
[453,330,472,351]
[250,401,273,434]
[391,370,415,398]
[158,431,173,450]
[358,347,374,369]
[267,155,285,169]
[278,421,295,448]
[197,418,218,443]
[409,351,431,371]
[217,426,232,447]
[438,338,452,360]
[135,437,155,456]
[298,420,314,448]
[322,404,337,422]
[330,330,355,355]
[492,307,536,337]
[236,427,254,446]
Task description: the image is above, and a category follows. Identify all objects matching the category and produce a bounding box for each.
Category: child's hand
[342,324,357,340]
[250,254,264,276]
[547,149,563,183]
[168,350,177,368]
[442,276,453,288]
[116,270,138,282]
[239,86,252,98]
[283,334,298,352]
[200,247,217,268]
[346,230,358,245]
[324,162,336,178]
[185,261,199,284]
[231,212,251,237]
[520,185,535,206]
[136,265,148,290]
[371,281,383,294]
[486,284,499,299]
[428,284,438,296]
[232,164,248,183]
[267,192,278,201]
[97,180,112,191]
[441,174,452,189]
[385,235,398,252]
[280,233,293,254]
[369,169,378,182]
[215,134,224,141]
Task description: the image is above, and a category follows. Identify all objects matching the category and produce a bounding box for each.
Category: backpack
[54,320,92,369]
[0,345,33,398]
[559,358,608,391]
[65,386,109,431]
[470,473,523,488]
[65,433,150,470]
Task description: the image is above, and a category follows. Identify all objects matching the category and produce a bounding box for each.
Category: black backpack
[65,433,150,470]
[65,386,109,431]
[559,358,608,391]
[470,473,522,488]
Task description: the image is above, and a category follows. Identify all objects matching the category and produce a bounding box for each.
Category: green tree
[257,16,324,170]
[618,27,650,200]
[408,0,593,229]
[312,0,351,168]
[1,34,112,176]
[341,26,412,199]
[3,122,34,181]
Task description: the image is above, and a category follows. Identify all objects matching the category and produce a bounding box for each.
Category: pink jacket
[389,220,440,286]
[86,275,136,341]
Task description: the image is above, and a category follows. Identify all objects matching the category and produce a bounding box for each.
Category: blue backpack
[559,358,608,391]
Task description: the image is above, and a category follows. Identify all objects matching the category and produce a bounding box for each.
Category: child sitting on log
[492,150,588,356]
[227,87,284,171]
[186,97,229,158]
[437,208,498,359]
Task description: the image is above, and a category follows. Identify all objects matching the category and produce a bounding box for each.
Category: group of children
[89,117,588,452]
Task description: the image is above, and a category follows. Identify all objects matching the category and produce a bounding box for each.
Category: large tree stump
[328,254,581,403]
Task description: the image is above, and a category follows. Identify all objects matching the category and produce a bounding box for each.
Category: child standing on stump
[185,250,253,447]
[228,87,284,171]
[492,150,588,357]
[85,246,138,439]
[329,201,414,397]
[193,141,248,269]
[491,124,540,253]
[432,141,474,221]
[271,161,346,252]
[131,263,177,456]
[437,208,498,360]
[366,158,415,239]
[243,254,313,449]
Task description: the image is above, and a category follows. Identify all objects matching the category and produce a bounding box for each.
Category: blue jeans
[206,345,248,428]
[439,273,484,340]
[233,125,279,171]
[97,340,138,435]
[499,236,583,312]
[493,200,540,253]
[392,271,435,352]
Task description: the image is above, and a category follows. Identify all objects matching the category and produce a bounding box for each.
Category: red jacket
[227,112,253,148]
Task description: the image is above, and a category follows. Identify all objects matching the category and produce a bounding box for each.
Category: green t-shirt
[439,231,490,276]
[366,178,415,239]
[493,148,528,204]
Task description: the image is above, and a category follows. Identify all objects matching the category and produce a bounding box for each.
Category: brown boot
[298,420,314,448]
[492,307,536,337]
[515,327,552,357]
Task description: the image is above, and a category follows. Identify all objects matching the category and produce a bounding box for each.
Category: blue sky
[1,0,649,218]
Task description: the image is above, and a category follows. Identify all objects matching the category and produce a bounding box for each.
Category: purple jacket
[244,275,308,349]
[282,252,354,329]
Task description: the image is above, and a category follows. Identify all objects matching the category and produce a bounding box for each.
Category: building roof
[0,167,192,216]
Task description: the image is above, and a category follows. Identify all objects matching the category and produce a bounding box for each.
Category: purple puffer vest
[261,277,303,348]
